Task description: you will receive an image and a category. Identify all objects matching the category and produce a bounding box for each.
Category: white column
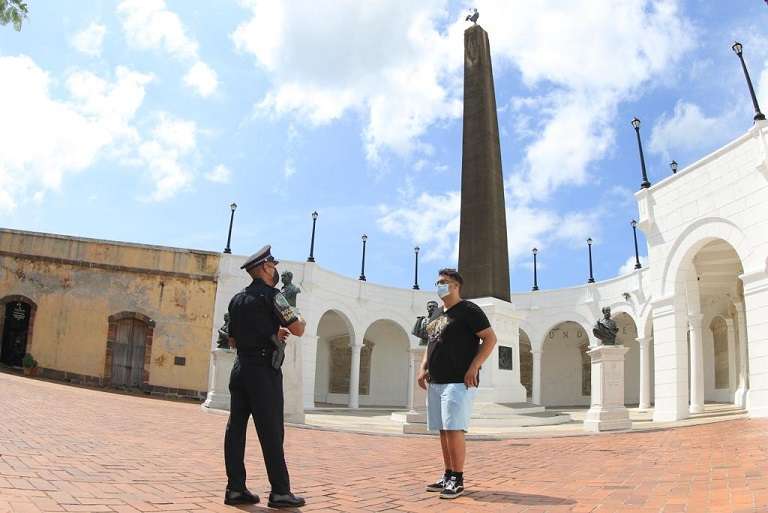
[734,301,749,408]
[740,271,768,417]
[637,337,652,410]
[301,335,319,410]
[406,348,416,411]
[689,314,705,414]
[532,350,542,405]
[348,343,362,408]
[652,296,689,423]
[725,318,738,397]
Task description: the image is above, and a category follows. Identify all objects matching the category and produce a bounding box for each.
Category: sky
[1,0,767,294]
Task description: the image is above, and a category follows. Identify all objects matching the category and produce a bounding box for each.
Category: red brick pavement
[1,372,767,513]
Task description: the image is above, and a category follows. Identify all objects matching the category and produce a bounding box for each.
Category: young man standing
[417,268,497,499]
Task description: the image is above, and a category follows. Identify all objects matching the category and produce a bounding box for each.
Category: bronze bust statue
[281,271,301,308]
[593,306,619,345]
[412,300,439,346]
[216,313,231,349]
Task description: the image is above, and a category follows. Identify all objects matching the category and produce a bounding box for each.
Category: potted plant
[22,353,38,377]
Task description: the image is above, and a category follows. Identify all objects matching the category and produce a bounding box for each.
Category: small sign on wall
[498,346,513,370]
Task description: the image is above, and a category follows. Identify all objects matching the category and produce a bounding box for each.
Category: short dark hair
[438,268,463,287]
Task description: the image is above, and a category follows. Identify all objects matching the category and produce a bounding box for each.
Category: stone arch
[360,318,411,407]
[540,320,592,407]
[308,305,357,341]
[314,308,357,406]
[613,311,641,405]
[104,311,155,388]
[537,313,594,353]
[518,328,533,398]
[0,294,38,367]
[661,218,750,297]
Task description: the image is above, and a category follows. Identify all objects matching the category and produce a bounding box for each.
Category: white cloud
[71,22,107,57]
[133,113,198,201]
[284,160,296,178]
[618,255,648,275]
[117,0,218,97]
[184,61,218,97]
[233,0,693,184]
[649,101,739,161]
[206,164,232,183]
[0,56,152,212]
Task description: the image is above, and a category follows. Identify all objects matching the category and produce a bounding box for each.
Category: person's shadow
[465,490,576,506]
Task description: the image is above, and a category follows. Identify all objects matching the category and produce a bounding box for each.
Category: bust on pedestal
[203,313,236,411]
[584,307,632,432]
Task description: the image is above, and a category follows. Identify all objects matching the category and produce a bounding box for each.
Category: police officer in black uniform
[223,245,306,509]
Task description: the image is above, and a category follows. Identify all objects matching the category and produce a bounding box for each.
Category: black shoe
[425,472,449,492]
[440,475,464,499]
[268,492,306,508]
[224,488,260,505]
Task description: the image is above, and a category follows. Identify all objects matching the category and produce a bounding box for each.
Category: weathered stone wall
[0,229,220,395]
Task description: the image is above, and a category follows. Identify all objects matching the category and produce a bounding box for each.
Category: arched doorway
[361,319,410,407]
[613,312,640,405]
[105,312,154,388]
[541,321,590,407]
[0,296,36,367]
[519,329,532,399]
[314,310,355,406]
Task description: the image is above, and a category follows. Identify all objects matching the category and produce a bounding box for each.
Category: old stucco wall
[0,229,220,393]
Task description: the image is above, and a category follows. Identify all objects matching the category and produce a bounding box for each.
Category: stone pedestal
[392,346,428,432]
[584,345,631,432]
[202,348,235,411]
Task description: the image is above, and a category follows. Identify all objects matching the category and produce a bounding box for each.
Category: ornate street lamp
[587,238,595,283]
[732,42,766,121]
[412,246,420,290]
[307,211,319,262]
[359,234,368,281]
[670,160,678,174]
[631,220,642,270]
[532,248,539,291]
[224,202,237,254]
[631,117,651,189]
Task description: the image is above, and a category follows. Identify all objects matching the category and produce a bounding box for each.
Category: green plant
[21,353,37,369]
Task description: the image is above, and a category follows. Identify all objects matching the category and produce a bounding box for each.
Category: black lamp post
[732,42,766,121]
[307,211,318,262]
[587,237,595,283]
[631,220,642,270]
[670,160,678,174]
[412,246,420,290]
[532,248,539,291]
[359,234,368,281]
[631,117,652,189]
[224,202,237,254]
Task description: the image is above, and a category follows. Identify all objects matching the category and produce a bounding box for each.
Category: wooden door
[111,318,147,387]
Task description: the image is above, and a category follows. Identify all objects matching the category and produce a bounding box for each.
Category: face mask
[437,283,451,299]
[271,269,280,287]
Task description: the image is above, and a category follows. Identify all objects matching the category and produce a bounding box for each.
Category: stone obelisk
[457,24,510,301]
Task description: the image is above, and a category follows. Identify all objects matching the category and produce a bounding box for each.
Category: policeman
[223,245,307,508]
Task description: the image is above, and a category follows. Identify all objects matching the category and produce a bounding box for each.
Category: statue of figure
[412,300,439,346]
[465,8,479,24]
[593,306,619,345]
[216,313,231,349]
[280,271,301,308]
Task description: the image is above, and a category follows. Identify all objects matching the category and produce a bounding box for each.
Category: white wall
[541,322,590,407]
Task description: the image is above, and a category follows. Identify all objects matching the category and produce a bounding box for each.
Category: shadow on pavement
[465,490,576,506]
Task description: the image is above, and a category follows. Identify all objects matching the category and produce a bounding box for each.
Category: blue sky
[1,1,767,293]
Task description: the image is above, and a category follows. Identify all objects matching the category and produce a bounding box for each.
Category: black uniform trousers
[224,357,290,494]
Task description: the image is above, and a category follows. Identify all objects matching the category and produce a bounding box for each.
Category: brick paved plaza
[1,372,767,513]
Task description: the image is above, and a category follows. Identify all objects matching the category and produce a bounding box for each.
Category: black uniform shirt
[227,278,299,357]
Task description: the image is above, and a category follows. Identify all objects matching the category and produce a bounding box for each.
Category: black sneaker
[224,488,259,505]
[268,492,306,508]
[440,475,464,499]
[425,472,449,492]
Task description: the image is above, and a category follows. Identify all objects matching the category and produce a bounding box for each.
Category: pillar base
[202,348,235,411]
[735,387,748,409]
[583,406,631,432]
[689,404,704,414]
